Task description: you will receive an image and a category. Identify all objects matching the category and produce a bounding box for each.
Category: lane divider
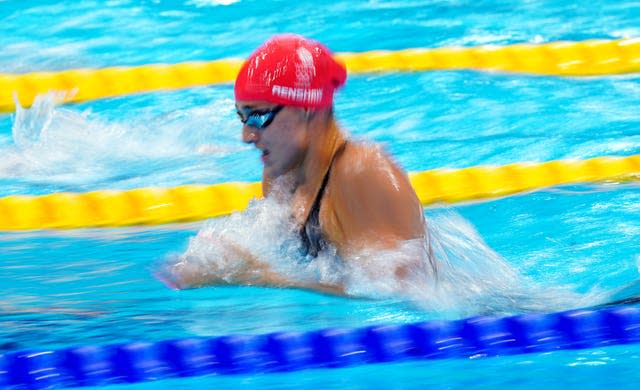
[0,154,638,231]
[1,306,639,388]
[2,38,639,113]
[409,154,640,204]
[0,183,262,230]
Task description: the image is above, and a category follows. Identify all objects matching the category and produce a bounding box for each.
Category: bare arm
[159,236,347,296]
[328,146,426,252]
[324,145,433,282]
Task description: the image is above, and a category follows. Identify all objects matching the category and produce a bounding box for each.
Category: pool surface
[1,0,640,388]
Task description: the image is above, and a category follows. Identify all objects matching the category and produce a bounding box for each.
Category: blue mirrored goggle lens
[237,106,284,129]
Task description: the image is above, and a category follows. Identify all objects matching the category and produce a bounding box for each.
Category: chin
[266,165,296,181]
[264,167,280,179]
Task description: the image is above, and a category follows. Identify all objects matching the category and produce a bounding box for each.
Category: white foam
[170,191,603,316]
[3,92,243,187]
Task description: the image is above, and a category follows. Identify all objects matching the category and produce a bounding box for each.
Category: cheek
[278,126,308,164]
[290,127,309,150]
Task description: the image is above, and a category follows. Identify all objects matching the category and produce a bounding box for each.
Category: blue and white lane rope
[2,306,640,388]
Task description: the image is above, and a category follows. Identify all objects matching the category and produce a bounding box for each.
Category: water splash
[3,92,245,190]
[423,208,607,316]
[164,193,605,317]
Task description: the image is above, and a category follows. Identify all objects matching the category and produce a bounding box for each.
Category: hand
[154,236,274,289]
[154,253,230,290]
[200,234,275,285]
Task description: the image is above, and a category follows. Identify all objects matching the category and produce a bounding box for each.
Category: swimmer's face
[237,101,310,179]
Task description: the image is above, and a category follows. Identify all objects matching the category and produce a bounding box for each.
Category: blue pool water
[1,0,640,388]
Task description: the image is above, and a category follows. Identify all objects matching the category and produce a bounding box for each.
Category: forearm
[163,239,346,296]
[173,263,346,296]
[217,237,347,295]
[265,272,347,296]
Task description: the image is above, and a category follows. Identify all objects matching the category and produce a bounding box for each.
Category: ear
[304,108,313,122]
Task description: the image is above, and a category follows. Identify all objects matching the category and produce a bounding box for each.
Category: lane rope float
[1,38,639,113]
[0,154,638,231]
[1,306,639,388]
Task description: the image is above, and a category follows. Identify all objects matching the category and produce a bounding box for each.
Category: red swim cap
[234,34,347,109]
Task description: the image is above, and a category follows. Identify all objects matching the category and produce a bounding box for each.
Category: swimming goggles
[236,105,284,129]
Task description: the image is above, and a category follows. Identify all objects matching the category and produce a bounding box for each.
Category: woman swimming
[161,34,435,296]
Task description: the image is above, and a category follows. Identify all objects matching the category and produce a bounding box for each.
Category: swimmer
[161,34,435,295]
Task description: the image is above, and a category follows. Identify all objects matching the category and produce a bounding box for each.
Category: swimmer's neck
[263,118,345,195]
[298,119,344,180]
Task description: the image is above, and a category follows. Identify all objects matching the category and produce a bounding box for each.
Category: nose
[242,124,259,144]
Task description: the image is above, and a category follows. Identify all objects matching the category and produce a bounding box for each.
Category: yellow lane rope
[0,154,638,230]
[2,39,639,113]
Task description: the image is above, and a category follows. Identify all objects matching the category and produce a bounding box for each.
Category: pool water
[1,0,640,388]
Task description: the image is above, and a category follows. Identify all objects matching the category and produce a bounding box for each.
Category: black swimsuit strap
[300,141,348,258]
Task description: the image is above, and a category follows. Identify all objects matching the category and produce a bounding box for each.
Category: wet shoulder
[323,139,424,245]
[333,140,404,183]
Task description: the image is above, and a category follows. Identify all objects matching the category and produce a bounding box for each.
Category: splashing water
[9,92,130,183]
[423,208,608,316]
[3,92,244,190]
[164,190,607,317]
